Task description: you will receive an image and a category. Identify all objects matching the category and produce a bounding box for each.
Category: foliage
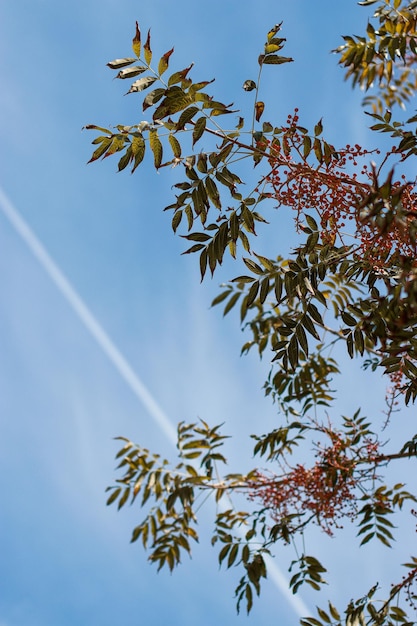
[87,2,417,623]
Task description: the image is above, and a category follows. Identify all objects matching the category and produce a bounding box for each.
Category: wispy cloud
[0,185,177,445]
[0,184,311,619]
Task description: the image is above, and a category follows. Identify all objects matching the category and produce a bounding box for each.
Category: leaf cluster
[87,11,417,621]
[335,0,417,112]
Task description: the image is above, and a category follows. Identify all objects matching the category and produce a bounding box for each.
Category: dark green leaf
[106,487,121,505]
[177,106,199,130]
[149,130,163,168]
[243,258,263,275]
[288,334,299,369]
[131,135,146,171]
[172,210,183,233]
[224,292,241,316]
[193,117,207,145]
[227,543,239,568]
[143,87,166,111]
[262,55,293,65]
[205,176,221,208]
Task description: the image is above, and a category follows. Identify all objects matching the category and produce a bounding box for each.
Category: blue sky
[1,2,415,625]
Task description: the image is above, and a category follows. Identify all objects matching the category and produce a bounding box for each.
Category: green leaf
[205,176,221,209]
[118,486,130,509]
[296,323,309,356]
[107,58,136,70]
[183,232,211,242]
[177,106,199,130]
[131,525,143,544]
[168,134,182,158]
[172,210,183,233]
[158,48,174,75]
[243,79,256,91]
[106,487,121,505]
[118,147,133,171]
[199,248,208,281]
[300,618,322,626]
[143,87,166,111]
[262,55,293,65]
[167,63,194,86]
[126,76,157,94]
[354,328,364,355]
[218,543,231,564]
[88,137,112,163]
[288,334,299,369]
[328,603,340,621]
[314,119,323,136]
[227,543,239,568]
[132,21,141,58]
[265,42,282,54]
[192,117,207,145]
[211,290,230,307]
[243,258,263,275]
[245,584,253,614]
[303,135,312,158]
[307,302,323,325]
[131,135,146,171]
[183,242,205,255]
[149,130,163,168]
[246,281,260,307]
[301,314,320,340]
[267,23,283,42]
[224,292,241,316]
[259,277,270,304]
[197,153,208,173]
[242,205,255,233]
[144,29,152,65]
[84,124,112,134]
[341,311,356,326]
[317,608,331,624]
[313,138,322,162]
[275,275,283,302]
[153,87,192,120]
[116,66,147,79]
[305,214,318,230]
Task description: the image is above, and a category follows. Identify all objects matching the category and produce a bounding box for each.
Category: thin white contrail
[0,186,311,619]
[0,186,177,444]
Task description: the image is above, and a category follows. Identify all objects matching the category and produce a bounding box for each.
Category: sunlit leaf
[118,147,133,171]
[168,134,182,158]
[126,76,157,94]
[243,79,256,91]
[131,135,146,171]
[87,137,112,163]
[149,130,163,168]
[132,21,141,58]
[116,66,147,79]
[143,87,166,111]
[192,116,206,145]
[144,29,152,65]
[177,106,199,130]
[107,58,136,70]
[158,47,174,76]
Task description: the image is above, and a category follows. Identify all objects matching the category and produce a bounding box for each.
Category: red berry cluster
[249,441,359,535]
[356,179,417,269]
[259,111,417,270]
